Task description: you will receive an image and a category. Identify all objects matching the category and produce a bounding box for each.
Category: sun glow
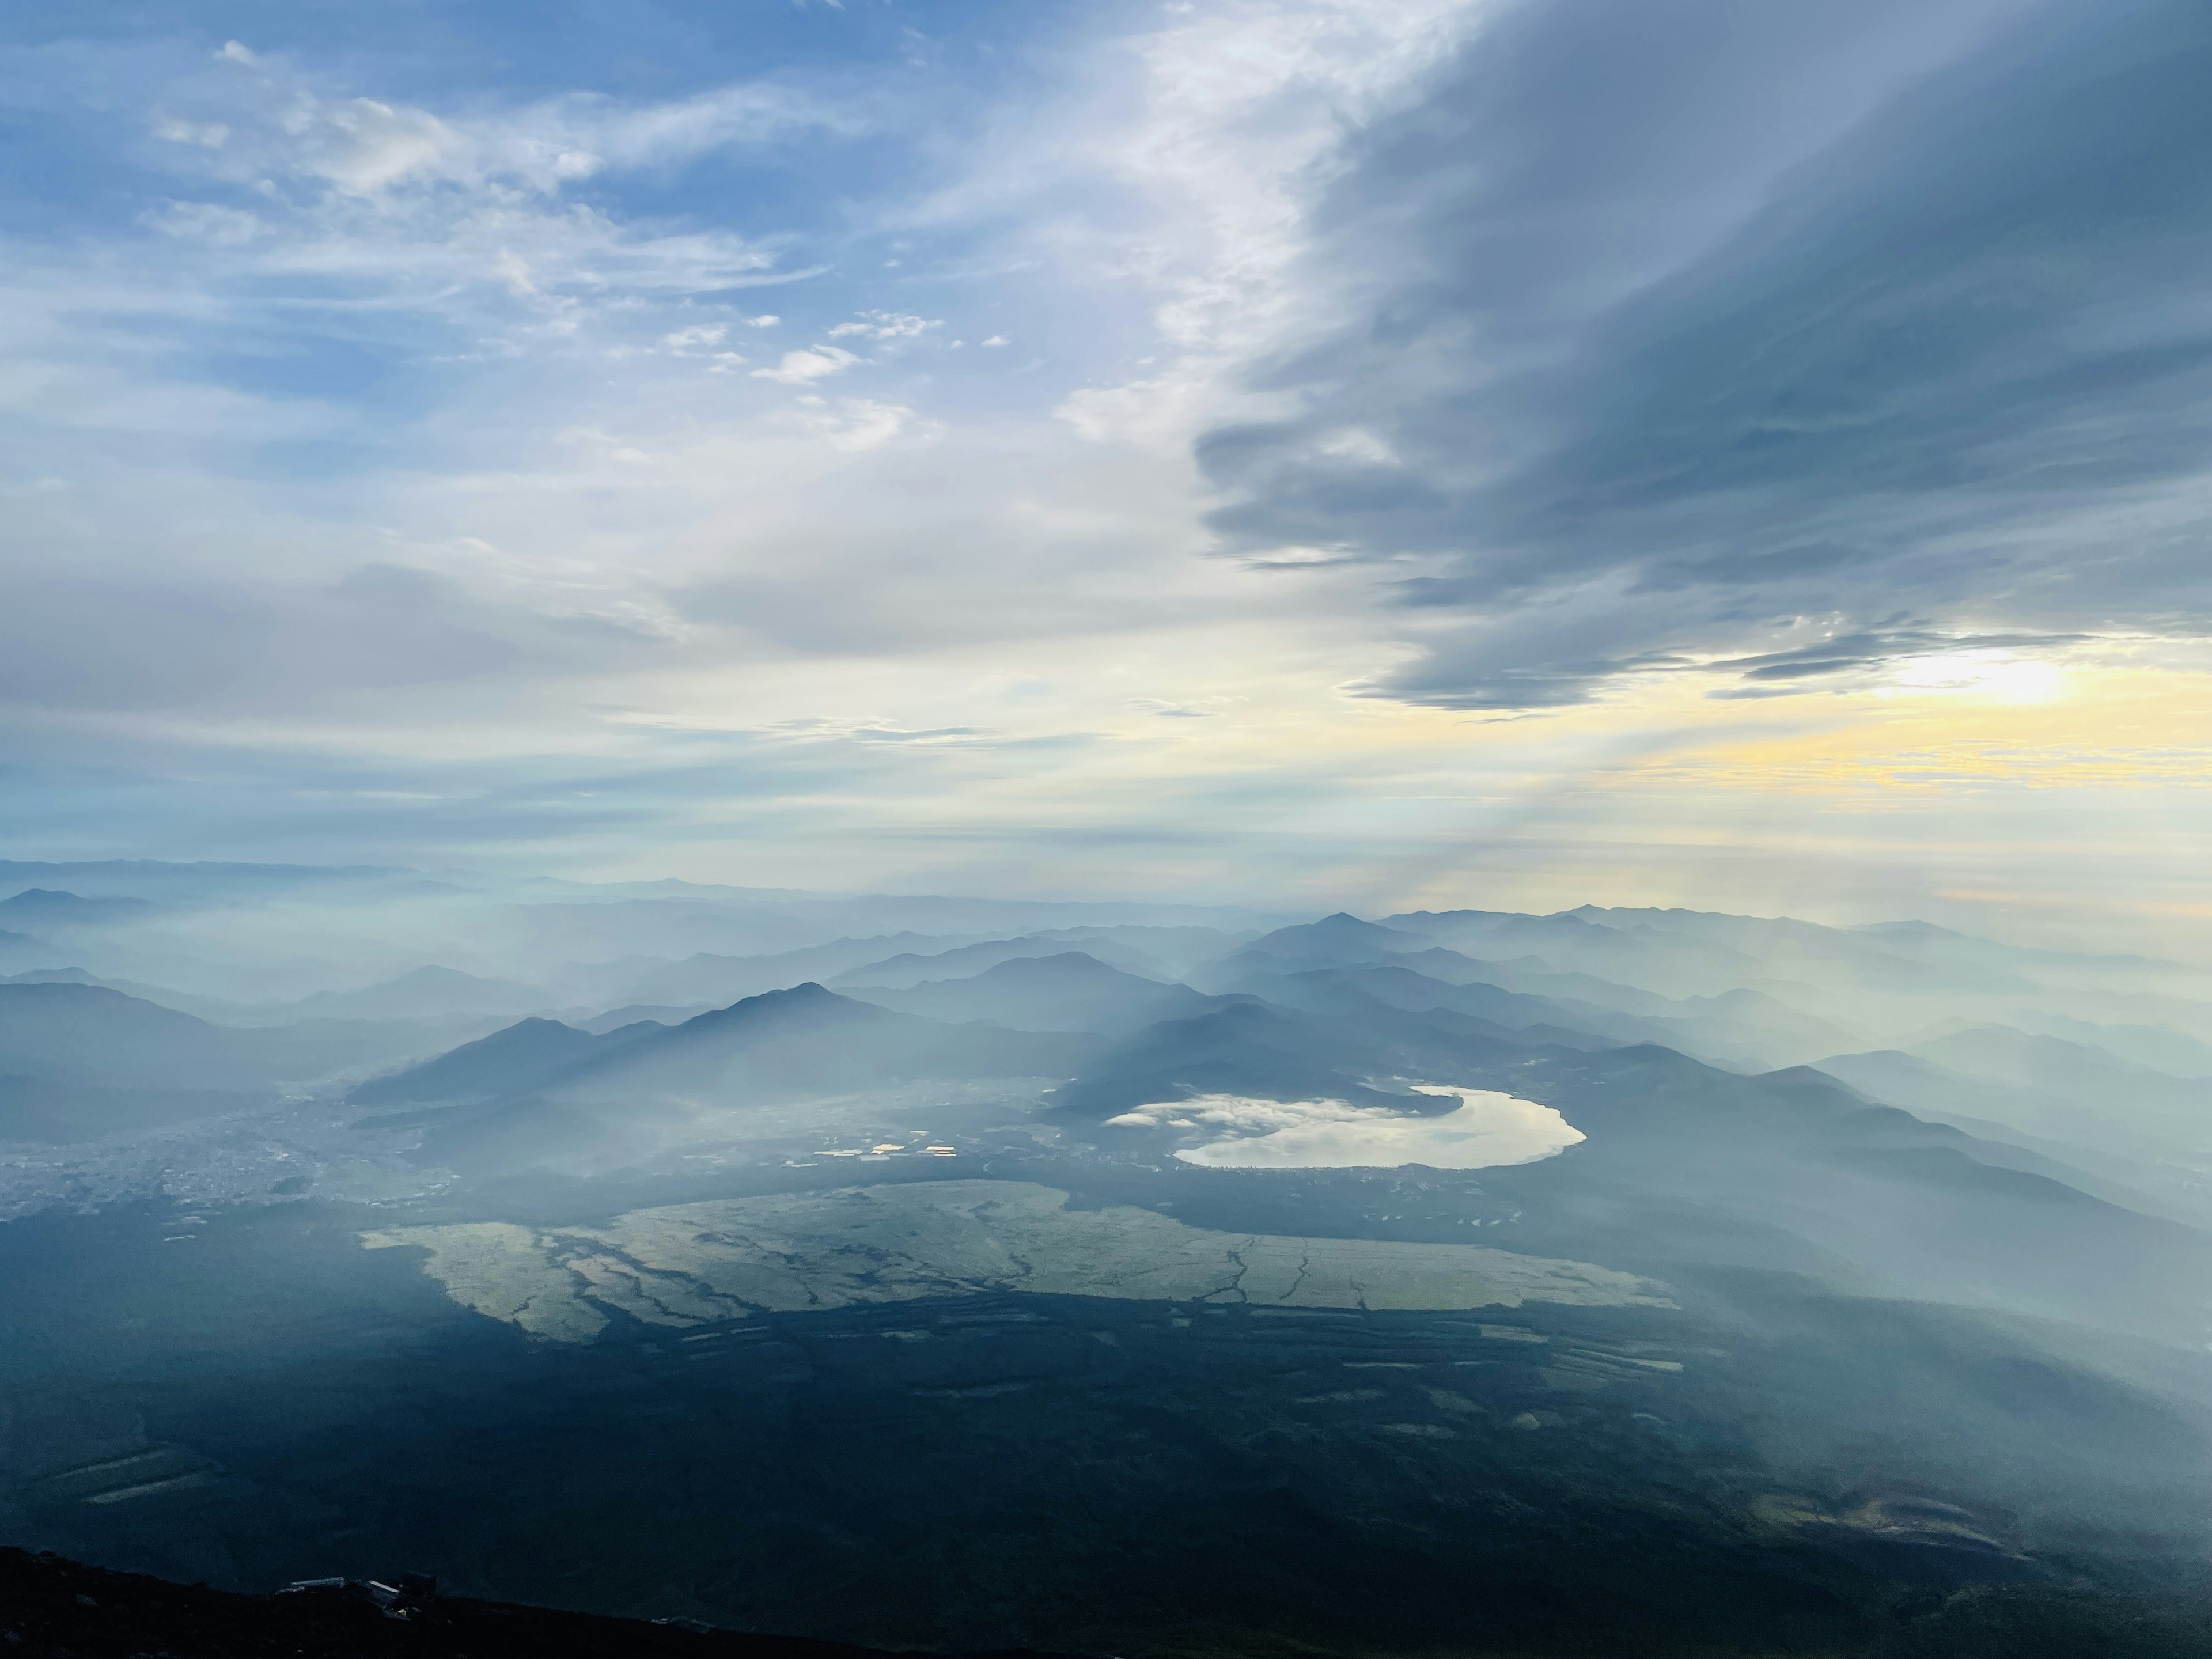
[1882,652,2067,704]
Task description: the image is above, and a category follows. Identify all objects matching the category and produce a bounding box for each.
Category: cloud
[293,95,467,194]
[1196,0,2212,707]
[787,396,926,452]
[899,0,1483,464]
[752,345,859,384]
[0,561,653,716]
[826,310,941,340]
[151,113,228,149]
[187,46,849,198]
[17,0,2210,931]
[65,50,830,384]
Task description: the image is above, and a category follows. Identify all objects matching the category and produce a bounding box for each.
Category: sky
[2,0,2208,947]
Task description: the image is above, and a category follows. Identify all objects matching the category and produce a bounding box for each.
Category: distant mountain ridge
[354,983,1100,1109]
[843,951,1229,1034]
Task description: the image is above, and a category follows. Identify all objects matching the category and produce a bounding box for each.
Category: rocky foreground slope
[0,1548,1058,1659]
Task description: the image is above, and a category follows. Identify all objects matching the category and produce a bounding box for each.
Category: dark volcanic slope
[0,1547,1056,1659]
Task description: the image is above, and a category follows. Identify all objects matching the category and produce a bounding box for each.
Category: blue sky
[2,0,2209,946]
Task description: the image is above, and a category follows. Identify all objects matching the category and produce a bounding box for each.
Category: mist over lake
[1110,1086,1586,1169]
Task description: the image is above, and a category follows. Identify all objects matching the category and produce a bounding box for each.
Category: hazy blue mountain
[1213,912,1435,968]
[0,889,155,929]
[1051,997,1539,1119]
[1845,916,2180,979]
[844,952,1228,1035]
[0,968,255,1021]
[612,933,982,1008]
[0,859,413,903]
[0,983,508,1110]
[357,984,1101,1113]
[578,884,1292,937]
[0,983,266,1090]
[1265,975,1632,1066]
[2011,1012,2212,1079]
[1558,906,2043,994]
[0,974,493,1075]
[0,1076,267,1143]
[1509,1048,2212,1344]
[1816,1047,2096,1143]
[1908,1022,2212,1116]
[250,1017,528,1086]
[0,983,296,1138]
[1382,908,1772,995]
[1028,923,1255,978]
[270,965,553,1025]
[10,865,2212,1656]
[463,899,829,964]
[465,892,1287,979]
[1217,963,1616,1046]
[1046,982,2212,1343]
[832,934,1162,990]
[547,984,1099,1104]
[1218,911,1824,1021]
[1402,950,1863,1051]
[1822,1024,2212,1162]
[350,1016,637,1107]
[575,1003,701,1033]
[1199,927,1851,1071]
[1801,1085,2212,1230]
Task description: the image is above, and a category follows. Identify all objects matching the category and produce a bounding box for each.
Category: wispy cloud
[826,310,941,341]
[2,0,2209,938]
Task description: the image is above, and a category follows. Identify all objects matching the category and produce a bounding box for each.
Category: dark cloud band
[1200,0,2212,707]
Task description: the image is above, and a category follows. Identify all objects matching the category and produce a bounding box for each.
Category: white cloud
[194,48,849,200]
[827,309,942,340]
[752,345,859,384]
[786,396,929,452]
[1056,375,1215,454]
[931,0,1486,454]
[980,334,1010,347]
[570,84,849,175]
[1102,0,1482,357]
[290,95,466,194]
[108,52,825,355]
[151,113,229,149]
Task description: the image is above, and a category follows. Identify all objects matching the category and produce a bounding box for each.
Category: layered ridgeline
[5,863,2212,1654]
[311,899,2212,1346]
